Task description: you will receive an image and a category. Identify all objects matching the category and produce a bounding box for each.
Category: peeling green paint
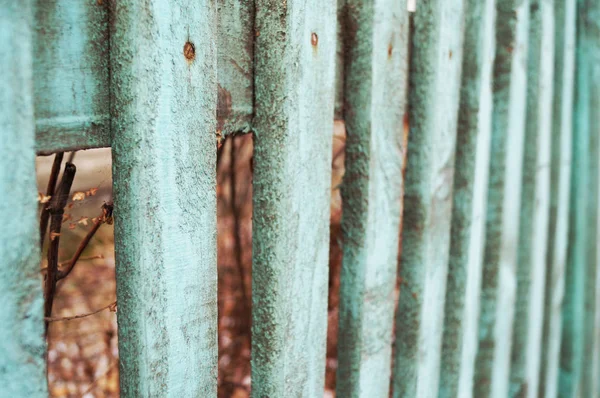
[0,1,47,396]
[538,1,576,397]
[438,0,496,396]
[392,1,466,396]
[109,1,218,396]
[335,0,409,396]
[251,1,337,396]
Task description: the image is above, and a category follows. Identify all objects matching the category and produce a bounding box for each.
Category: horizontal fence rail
[1,0,599,396]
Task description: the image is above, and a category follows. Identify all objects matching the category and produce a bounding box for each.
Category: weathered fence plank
[438,0,496,396]
[251,1,337,396]
[508,1,554,396]
[335,0,409,396]
[110,1,218,396]
[473,1,530,396]
[558,0,595,394]
[392,1,465,396]
[538,1,576,397]
[0,1,47,396]
[580,0,600,395]
[33,0,110,154]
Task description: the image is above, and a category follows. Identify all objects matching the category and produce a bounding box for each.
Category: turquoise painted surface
[393,1,466,396]
[473,0,530,396]
[558,0,596,395]
[438,0,496,396]
[0,0,47,396]
[251,0,336,396]
[538,1,576,397]
[335,0,409,396]
[508,0,554,396]
[33,0,110,154]
[109,1,218,396]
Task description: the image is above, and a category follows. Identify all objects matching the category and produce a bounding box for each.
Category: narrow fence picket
[508,1,554,396]
[538,1,576,397]
[251,1,337,396]
[472,1,530,396]
[335,0,409,396]
[559,0,594,394]
[393,1,466,396]
[109,1,218,396]
[438,0,496,396]
[0,1,47,396]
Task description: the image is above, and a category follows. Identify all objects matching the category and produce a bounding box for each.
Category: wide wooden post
[251,0,337,396]
[110,1,218,396]
[0,1,47,396]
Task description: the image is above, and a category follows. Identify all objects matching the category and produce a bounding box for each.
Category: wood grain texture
[251,0,336,396]
[33,0,110,154]
[0,1,47,396]
[438,0,496,396]
[538,1,576,397]
[508,1,554,396]
[335,0,409,396]
[473,1,530,396]
[392,1,466,396]
[558,0,596,395]
[109,1,218,396]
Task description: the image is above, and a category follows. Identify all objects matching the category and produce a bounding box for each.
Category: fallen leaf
[77,217,89,226]
[68,223,76,230]
[38,193,52,203]
[72,192,86,201]
[86,187,99,197]
[50,232,61,241]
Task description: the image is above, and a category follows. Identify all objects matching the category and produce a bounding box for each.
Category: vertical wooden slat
[558,0,594,395]
[473,1,530,396]
[508,0,554,396]
[251,1,337,396]
[110,1,218,396]
[335,0,409,396]
[438,0,496,396]
[580,0,600,395]
[538,1,576,397]
[392,1,466,396]
[0,1,47,396]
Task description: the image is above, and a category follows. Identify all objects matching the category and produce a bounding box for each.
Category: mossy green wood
[335,0,409,396]
[392,1,466,396]
[508,1,554,396]
[251,0,336,396]
[110,1,218,396]
[438,0,496,396]
[538,1,576,397]
[473,1,530,396]
[0,1,47,396]
[558,0,595,395]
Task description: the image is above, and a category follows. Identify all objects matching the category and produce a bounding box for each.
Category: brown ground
[38,122,346,397]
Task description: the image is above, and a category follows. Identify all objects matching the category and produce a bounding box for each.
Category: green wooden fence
[0,0,598,396]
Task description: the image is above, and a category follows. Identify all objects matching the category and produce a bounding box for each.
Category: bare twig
[230,136,251,336]
[40,152,64,247]
[40,255,104,274]
[57,203,113,280]
[44,163,76,329]
[45,301,116,323]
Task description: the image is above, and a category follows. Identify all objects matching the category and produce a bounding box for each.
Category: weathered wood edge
[251,0,337,396]
[438,0,496,395]
[392,1,466,396]
[0,1,48,396]
[335,0,409,396]
[110,0,218,396]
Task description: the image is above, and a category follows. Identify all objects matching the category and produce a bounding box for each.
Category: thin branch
[40,152,64,247]
[45,301,116,323]
[40,255,104,274]
[57,203,113,280]
[44,162,76,331]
